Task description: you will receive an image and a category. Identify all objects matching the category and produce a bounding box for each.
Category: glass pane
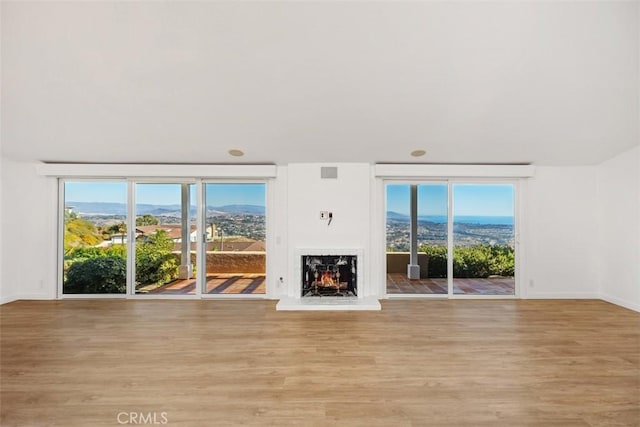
[386,184,448,294]
[452,184,515,295]
[134,183,197,295]
[62,181,127,294]
[203,183,266,294]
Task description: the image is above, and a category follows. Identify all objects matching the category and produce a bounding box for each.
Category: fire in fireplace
[301,255,357,297]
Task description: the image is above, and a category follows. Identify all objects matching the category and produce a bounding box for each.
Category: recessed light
[228,149,244,157]
[410,150,426,157]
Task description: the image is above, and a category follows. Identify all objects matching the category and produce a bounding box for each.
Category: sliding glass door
[60,178,270,298]
[385,181,517,297]
[134,183,197,295]
[452,184,515,295]
[201,183,266,295]
[62,181,128,295]
[386,183,448,295]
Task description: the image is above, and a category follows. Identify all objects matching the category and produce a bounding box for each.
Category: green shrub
[66,245,126,262]
[65,231,178,291]
[420,245,448,278]
[454,246,491,278]
[135,230,178,287]
[487,245,515,276]
[418,244,514,278]
[65,256,126,293]
[136,214,160,226]
[64,217,102,253]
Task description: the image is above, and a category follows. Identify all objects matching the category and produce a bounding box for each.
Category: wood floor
[1,299,638,426]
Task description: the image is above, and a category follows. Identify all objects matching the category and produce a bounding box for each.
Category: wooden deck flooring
[387,273,516,295]
[143,274,266,295]
[148,274,511,296]
[1,299,638,426]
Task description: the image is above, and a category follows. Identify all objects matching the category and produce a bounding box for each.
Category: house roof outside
[136,225,264,251]
[136,225,198,241]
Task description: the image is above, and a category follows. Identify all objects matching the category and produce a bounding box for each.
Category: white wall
[596,146,640,311]
[1,158,638,311]
[0,157,3,303]
[0,161,376,302]
[266,165,289,298]
[285,163,372,297]
[522,166,599,298]
[1,158,57,303]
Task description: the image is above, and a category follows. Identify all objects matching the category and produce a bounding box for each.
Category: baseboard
[2,293,55,304]
[3,293,637,313]
[599,293,640,313]
[276,296,381,311]
[0,295,18,305]
[523,292,600,299]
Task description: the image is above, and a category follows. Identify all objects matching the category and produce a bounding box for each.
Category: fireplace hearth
[301,255,357,297]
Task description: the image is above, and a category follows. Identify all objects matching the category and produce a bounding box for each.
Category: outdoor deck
[143,273,514,296]
[387,273,515,295]
[143,274,266,295]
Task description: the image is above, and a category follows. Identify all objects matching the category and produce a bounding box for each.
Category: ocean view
[421,215,514,225]
[387,212,514,226]
[386,214,514,250]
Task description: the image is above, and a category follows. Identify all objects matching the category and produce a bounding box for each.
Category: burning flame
[320,271,335,286]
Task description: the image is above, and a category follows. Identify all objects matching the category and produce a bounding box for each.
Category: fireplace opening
[301,255,357,297]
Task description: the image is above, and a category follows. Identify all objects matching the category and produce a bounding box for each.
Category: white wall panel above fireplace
[285,164,374,300]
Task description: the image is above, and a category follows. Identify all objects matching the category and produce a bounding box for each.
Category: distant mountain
[68,202,127,215]
[205,208,228,217]
[386,212,512,225]
[69,202,265,216]
[386,211,409,220]
[144,206,183,216]
[212,204,265,215]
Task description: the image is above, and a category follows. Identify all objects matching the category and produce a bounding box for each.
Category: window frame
[58,178,130,298]
[57,176,273,300]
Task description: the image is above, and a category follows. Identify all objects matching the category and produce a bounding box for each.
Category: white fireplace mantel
[276,247,381,311]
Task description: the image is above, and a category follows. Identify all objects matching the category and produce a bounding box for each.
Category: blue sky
[65,182,266,206]
[205,184,265,206]
[65,182,128,203]
[65,182,510,214]
[387,184,514,217]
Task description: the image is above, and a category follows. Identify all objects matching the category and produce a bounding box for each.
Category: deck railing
[172,251,266,274]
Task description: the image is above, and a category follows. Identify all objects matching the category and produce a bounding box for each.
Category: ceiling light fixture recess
[228,149,244,157]
[410,150,426,157]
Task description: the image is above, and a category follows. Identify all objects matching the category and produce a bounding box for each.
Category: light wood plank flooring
[1,299,638,426]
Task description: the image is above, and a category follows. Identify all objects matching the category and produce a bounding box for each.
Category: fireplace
[276,248,378,310]
[301,255,357,297]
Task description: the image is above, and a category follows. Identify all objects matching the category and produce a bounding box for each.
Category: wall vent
[320,167,338,179]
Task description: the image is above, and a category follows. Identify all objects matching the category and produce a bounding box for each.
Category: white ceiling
[1,1,638,166]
